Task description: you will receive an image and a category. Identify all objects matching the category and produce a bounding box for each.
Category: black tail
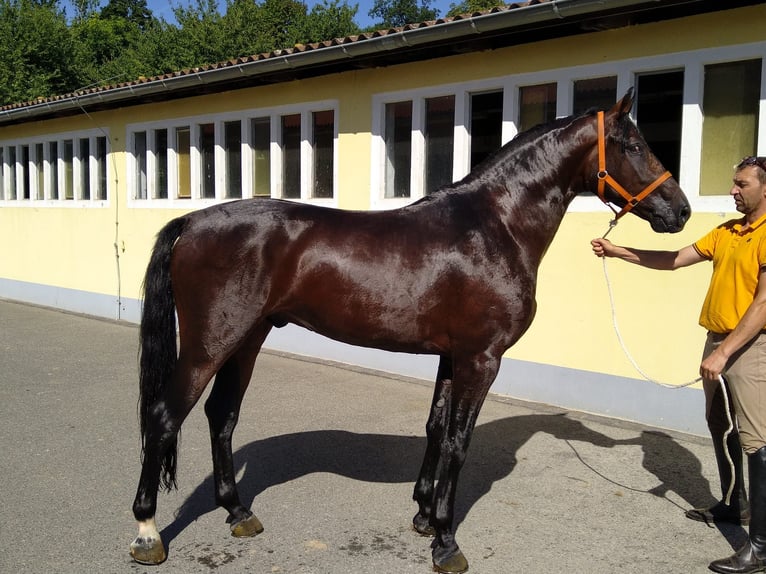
[138,216,188,491]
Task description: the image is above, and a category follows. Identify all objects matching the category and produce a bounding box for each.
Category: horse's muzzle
[650,202,691,233]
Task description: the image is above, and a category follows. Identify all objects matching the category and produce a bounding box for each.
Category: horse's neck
[495,120,595,265]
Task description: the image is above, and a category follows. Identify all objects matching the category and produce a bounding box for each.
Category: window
[133,132,147,200]
[0,130,108,204]
[636,70,684,180]
[48,141,58,200]
[124,103,336,204]
[425,96,455,194]
[154,130,168,200]
[224,121,242,199]
[384,101,412,198]
[700,59,762,196]
[251,117,271,197]
[199,123,215,199]
[79,139,90,200]
[176,127,191,199]
[470,91,503,169]
[312,110,334,198]
[21,145,30,200]
[7,146,17,200]
[35,143,44,200]
[63,139,75,200]
[519,83,557,133]
[573,76,617,115]
[281,114,301,199]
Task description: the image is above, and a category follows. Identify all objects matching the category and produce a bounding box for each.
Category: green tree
[173,0,227,66]
[70,12,139,85]
[368,0,437,28]
[0,0,77,104]
[101,0,152,30]
[220,0,272,57]
[0,0,436,107]
[253,0,310,52]
[129,17,188,76]
[69,0,100,21]
[304,0,360,42]
[446,0,503,18]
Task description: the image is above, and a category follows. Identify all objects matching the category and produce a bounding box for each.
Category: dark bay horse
[130,90,690,572]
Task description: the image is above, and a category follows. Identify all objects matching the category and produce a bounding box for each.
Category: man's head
[737,156,766,184]
[731,156,766,216]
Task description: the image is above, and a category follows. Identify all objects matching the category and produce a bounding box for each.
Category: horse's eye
[625,143,642,155]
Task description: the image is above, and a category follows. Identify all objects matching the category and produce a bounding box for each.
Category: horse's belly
[272,305,450,355]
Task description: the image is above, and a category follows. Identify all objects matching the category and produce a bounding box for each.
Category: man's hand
[591,238,615,258]
[700,347,728,381]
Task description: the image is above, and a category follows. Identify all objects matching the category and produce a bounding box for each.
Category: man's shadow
[161,413,744,549]
[619,430,747,549]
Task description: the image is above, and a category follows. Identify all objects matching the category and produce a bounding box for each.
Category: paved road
[0,299,747,573]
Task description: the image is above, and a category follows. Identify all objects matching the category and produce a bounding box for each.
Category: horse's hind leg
[412,356,453,536]
[131,357,220,564]
[204,323,271,538]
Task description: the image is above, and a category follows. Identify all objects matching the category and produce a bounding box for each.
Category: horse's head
[590,89,691,233]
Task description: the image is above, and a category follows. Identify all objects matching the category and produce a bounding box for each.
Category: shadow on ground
[161,413,746,551]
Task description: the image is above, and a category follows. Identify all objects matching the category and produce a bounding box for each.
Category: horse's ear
[610,87,635,118]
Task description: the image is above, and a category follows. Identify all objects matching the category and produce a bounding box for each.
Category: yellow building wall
[0,5,762,389]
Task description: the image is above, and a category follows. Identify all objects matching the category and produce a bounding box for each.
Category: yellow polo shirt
[693,213,766,333]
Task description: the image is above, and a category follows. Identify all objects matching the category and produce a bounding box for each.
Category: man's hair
[736,156,766,184]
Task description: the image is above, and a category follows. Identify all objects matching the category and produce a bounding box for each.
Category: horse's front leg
[204,340,266,538]
[413,356,453,536]
[429,352,499,574]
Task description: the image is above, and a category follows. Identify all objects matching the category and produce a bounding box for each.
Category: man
[592,156,766,574]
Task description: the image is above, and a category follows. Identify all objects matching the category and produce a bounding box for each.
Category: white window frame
[127,100,338,209]
[371,41,766,214]
[372,80,506,210]
[0,128,110,207]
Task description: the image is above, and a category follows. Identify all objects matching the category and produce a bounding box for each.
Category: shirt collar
[735,212,766,233]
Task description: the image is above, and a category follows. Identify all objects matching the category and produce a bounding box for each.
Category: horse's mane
[504,107,602,152]
[505,113,579,150]
[454,110,596,189]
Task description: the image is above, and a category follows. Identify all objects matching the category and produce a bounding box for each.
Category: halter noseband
[596,111,672,221]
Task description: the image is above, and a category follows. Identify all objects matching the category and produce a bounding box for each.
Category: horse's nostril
[679,204,691,225]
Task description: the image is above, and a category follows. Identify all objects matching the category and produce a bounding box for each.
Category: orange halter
[596,111,672,221]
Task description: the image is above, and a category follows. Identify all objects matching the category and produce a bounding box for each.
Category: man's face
[730,165,766,215]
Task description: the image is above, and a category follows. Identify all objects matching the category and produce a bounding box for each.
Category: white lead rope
[600,223,736,505]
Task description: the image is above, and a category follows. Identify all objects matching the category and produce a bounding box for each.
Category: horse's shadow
[161,413,744,549]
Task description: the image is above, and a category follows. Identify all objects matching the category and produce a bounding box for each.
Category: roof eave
[0,0,729,125]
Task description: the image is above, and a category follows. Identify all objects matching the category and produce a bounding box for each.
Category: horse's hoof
[412,511,436,537]
[230,514,264,538]
[432,549,469,573]
[412,515,436,537]
[130,536,167,565]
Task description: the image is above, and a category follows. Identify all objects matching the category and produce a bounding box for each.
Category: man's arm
[591,238,704,270]
[700,268,766,380]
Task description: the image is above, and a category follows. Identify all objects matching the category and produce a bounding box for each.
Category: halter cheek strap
[596,111,672,221]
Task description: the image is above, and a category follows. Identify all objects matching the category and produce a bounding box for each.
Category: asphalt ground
[0,298,751,574]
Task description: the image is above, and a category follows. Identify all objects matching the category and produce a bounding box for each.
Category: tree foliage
[0,0,448,106]
[368,0,436,28]
[0,0,76,103]
[446,0,503,18]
